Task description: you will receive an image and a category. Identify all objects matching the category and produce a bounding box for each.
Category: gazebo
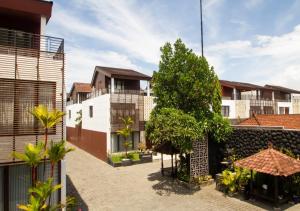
[234,144,300,206]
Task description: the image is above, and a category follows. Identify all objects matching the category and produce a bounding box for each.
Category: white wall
[277,102,293,114]
[222,100,236,119]
[81,94,110,133]
[66,103,82,128]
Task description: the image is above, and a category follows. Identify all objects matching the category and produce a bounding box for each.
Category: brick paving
[66,143,300,211]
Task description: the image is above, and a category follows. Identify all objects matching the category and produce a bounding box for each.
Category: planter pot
[121,158,132,166]
[140,153,152,163]
[132,160,141,165]
[293,195,300,204]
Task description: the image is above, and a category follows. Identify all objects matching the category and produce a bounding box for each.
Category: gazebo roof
[235,146,300,177]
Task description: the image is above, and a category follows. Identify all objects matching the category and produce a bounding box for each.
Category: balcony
[222,93,291,102]
[0,27,64,55]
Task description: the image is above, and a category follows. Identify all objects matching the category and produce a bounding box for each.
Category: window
[89,106,93,118]
[221,106,230,117]
[0,78,56,136]
[69,110,71,119]
[279,107,289,114]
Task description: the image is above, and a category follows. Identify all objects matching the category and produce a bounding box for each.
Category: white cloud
[50,0,177,65]
[206,24,300,90]
[245,0,264,9]
[65,47,140,91]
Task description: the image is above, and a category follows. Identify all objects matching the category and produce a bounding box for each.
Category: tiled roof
[70,82,92,94]
[235,146,300,176]
[96,66,151,80]
[265,84,300,94]
[239,114,300,130]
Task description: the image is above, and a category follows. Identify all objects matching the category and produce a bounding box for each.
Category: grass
[110,151,140,163]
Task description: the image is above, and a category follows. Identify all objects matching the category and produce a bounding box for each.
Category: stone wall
[225,127,300,159]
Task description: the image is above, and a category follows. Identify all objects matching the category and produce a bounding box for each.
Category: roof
[239,114,300,130]
[69,82,92,95]
[0,0,53,22]
[265,84,300,94]
[91,66,152,85]
[220,80,270,91]
[235,146,300,176]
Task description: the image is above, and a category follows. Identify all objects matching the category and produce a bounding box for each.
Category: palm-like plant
[117,116,134,158]
[12,142,45,186]
[48,141,74,177]
[18,178,62,211]
[30,105,65,178]
[30,105,65,151]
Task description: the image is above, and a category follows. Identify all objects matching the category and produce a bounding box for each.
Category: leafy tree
[116,116,134,158]
[152,39,231,142]
[146,108,204,154]
[12,142,45,186]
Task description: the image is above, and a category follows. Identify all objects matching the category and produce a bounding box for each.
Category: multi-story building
[68,82,92,104]
[220,80,300,121]
[0,0,65,210]
[67,71,300,161]
[67,66,153,161]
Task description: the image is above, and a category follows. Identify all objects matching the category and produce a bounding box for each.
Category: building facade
[220,80,300,121]
[0,0,65,210]
[67,66,153,161]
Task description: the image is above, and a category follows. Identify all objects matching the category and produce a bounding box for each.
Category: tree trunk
[31,166,36,187]
[43,128,48,179]
[50,162,55,178]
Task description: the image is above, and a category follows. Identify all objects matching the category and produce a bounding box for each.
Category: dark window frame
[89,106,93,118]
[221,105,230,117]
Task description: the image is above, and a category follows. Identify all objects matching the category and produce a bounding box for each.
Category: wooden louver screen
[0,78,56,136]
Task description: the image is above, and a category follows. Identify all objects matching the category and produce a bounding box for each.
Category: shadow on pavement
[147,170,198,196]
[67,175,89,211]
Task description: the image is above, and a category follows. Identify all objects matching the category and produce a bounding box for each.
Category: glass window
[89,106,93,118]
[221,106,230,117]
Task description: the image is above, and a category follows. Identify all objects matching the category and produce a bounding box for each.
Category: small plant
[221,167,251,195]
[18,178,62,211]
[47,140,74,177]
[12,142,45,186]
[75,110,82,126]
[30,105,65,178]
[138,142,146,153]
[116,116,134,158]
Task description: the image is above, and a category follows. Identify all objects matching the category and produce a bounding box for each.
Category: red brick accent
[67,127,107,161]
[239,114,300,130]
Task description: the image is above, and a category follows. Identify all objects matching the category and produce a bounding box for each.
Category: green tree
[12,142,45,186]
[146,108,204,154]
[116,116,134,158]
[152,39,231,142]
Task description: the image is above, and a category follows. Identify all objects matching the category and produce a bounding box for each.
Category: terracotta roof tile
[71,82,92,93]
[235,147,300,176]
[239,114,300,130]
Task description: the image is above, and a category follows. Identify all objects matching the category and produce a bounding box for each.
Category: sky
[46,0,300,91]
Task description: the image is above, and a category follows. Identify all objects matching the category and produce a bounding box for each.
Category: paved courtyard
[66,144,300,211]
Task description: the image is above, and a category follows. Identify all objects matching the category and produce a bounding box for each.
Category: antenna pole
[200,0,204,57]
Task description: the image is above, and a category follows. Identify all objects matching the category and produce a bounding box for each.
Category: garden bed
[108,151,152,167]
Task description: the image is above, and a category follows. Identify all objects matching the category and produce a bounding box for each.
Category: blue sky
[47,0,300,91]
